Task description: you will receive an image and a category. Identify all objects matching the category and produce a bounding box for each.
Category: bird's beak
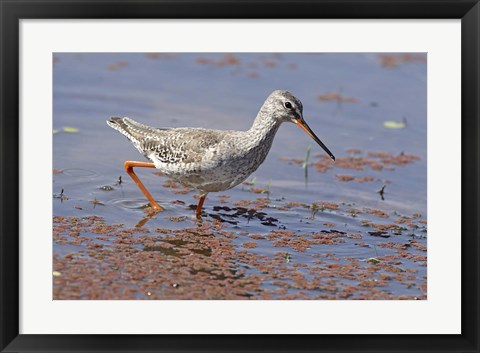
[294,118,335,161]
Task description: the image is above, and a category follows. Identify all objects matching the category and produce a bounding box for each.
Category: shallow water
[53,53,427,299]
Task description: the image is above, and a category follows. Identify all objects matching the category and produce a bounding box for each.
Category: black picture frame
[1,1,478,352]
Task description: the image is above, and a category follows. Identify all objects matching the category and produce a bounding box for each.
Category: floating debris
[317,91,358,103]
[53,188,69,202]
[310,203,320,220]
[336,175,378,182]
[368,231,390,238]
[63,126,79,133]
[107,61,128,71]
[91,198,105,208]
[169,216,187,222]
[242,177,256,187]
[384,120,406,129]
[378,184,386,200]
[243,242,257,249]
[303,144,311,187]
[379,53,427,68]
[195,54,241,67]
[53,212,427,300]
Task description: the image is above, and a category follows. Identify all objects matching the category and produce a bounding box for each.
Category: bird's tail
[107,116,167,144]
[107,117,141,144]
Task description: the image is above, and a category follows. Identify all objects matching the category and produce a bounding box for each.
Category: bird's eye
[284,101,293,109]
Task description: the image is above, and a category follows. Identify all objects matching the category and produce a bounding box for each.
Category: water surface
[53,53,427,299]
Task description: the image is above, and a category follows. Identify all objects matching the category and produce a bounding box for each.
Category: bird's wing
[141,128,228,164]
[107,116,229,164]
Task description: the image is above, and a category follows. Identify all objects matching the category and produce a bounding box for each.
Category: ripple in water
[108,198,151,210]
[62,168,99,178]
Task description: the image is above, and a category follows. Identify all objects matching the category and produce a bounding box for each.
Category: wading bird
[107,90,335,219]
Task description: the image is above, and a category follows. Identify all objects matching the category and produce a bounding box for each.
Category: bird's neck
[245,112,281,149]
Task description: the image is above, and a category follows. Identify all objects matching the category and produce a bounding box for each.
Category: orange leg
[195,193,208,220]
[124,161,164,212]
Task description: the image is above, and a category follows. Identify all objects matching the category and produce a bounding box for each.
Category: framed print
[1,0,479,352]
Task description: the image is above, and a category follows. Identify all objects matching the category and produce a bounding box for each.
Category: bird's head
[264,90,335,161]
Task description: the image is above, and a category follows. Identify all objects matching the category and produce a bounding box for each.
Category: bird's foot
[150,202,165,212]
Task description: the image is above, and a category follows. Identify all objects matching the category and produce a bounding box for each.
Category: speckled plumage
[107,90,330,195]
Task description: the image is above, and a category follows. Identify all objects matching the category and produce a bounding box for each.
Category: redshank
[107,90,335,219]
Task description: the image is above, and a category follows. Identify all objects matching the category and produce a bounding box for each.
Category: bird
[107,90,335,220]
